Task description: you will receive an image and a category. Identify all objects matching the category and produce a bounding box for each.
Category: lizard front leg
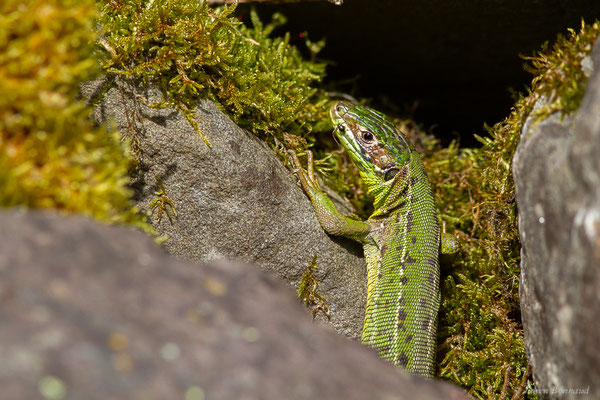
[289,150,371,243]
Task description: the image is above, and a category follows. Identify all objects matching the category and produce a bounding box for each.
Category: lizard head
[330,101,414,185]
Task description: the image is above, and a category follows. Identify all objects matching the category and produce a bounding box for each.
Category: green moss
[4,1,595,397]
[298,254,330,319]
[524,20,600,124]
[0,0,147,228]
[421,20,600,399]
[149,176,176,224]
[97,0,330,152]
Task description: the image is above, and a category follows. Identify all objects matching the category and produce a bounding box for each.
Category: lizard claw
[287,150,301,173]
[288,150,321,194]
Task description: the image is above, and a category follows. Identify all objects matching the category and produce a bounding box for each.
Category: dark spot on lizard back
[399,164,409,178]
[427,272,435,285]
[399,276,408,284]
[411,236,417,245]
[421,317,431,330]
[398,351,409,367]
[398,182,410,198]
[381,244,387,256]
[405,251,416,264]
[411,195,419,203]
[405,334,413,343]
[398,309,407,321]
[380,344,391,354]
[428,257,437,269]
[405,211,414,232]
[409,176,419,187]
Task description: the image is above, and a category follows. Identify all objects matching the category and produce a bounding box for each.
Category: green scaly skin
[290,101,441,377]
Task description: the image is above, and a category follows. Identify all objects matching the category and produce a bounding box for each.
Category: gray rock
[0,210,469,400]
[513,40,600,398]
[81,78,367,341]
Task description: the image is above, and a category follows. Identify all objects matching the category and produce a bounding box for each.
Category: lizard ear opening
[384,168,399,181]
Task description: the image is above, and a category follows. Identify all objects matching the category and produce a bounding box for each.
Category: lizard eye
[362,131,374,141]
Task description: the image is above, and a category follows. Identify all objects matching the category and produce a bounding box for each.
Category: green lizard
[290,101,450,377]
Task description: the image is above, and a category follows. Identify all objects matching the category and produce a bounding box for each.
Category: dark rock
[513,40,600,398]
[81,78,367,341]
[0,210,468,400]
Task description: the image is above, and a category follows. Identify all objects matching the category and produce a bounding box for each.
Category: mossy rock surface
[82,76,368,341]
[514,32,600,400]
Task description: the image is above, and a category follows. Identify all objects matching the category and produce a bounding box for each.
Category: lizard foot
[288,150,321,194]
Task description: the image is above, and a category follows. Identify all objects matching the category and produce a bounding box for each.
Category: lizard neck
[368,154,425,219]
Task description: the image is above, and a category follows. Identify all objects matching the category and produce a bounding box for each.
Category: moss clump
[524,20,600,123]
[149,176,177,224]
[298,254,330,319]
[421,20,600,399]
[97,0,330,151]
[0,0,147,227]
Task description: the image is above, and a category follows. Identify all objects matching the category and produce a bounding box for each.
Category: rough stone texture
[81,78,367,341]
[246,1,600,145]
[513,41,600,398]
[0,210,469,400]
